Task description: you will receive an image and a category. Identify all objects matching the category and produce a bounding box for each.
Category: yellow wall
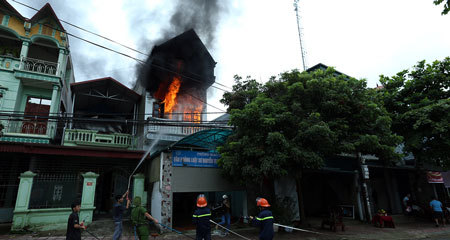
[29,24,40,36]
[4,15,65,46]
[7,16,25,36]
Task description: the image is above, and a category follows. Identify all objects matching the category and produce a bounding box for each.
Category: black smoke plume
[136,0,228,95]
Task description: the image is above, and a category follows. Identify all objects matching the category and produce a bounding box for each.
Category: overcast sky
[8,0,450,116]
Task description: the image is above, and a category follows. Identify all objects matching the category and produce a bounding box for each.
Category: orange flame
[163,77,181,116]
[182,95,203,123]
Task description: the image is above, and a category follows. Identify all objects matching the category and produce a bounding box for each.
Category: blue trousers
[218,213,230,232]
[113,221,123,240]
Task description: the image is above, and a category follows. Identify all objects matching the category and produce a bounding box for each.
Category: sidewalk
[1,216,450,240]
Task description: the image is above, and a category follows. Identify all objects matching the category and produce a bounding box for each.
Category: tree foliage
[379,58,450,168]
[434,0,450,15]
[218,68,402,185]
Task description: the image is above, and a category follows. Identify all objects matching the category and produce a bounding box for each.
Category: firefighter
[192,194,212,240]
[131,196,158,240]
[250,197,274,240]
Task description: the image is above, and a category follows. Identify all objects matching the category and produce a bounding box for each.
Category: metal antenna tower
[294,0,307,71]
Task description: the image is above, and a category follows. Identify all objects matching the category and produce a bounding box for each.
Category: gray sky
[8,0,450,116]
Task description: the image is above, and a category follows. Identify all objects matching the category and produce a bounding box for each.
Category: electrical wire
[0,110,227,116]
[0,5,230,112]
[9,0,233,91]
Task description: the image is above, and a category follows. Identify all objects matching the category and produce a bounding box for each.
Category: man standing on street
[131,196,159,240]
[66,201,86,240]
[113,190,130,240]
[430,196,445,227]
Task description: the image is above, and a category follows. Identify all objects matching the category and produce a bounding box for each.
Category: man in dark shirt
[66,202,85,240]
[113,190,130,240]
[250,197,274,240]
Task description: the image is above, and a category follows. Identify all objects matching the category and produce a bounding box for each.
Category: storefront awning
[172,128,232,151]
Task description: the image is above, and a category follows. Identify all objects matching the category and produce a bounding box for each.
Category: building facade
[0,1,74,224]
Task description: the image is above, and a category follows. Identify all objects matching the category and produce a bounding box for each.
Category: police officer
[250,197,274,240]
[131,196,158,240]
[193,194,212,240]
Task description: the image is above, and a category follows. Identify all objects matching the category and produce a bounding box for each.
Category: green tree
[219,68,401,222]
[379,58,450,168]
[434,0,450,15]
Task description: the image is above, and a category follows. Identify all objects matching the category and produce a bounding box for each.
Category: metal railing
[64,129,135,149]
[147,125,208,136]
[21,57,57,75]
[2,118,48,135]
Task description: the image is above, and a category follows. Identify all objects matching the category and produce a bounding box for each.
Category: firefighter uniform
[252,198,274,240]
[193,194,211,240]
[193,207,212,240]
[131,197,149,240]
[252,209,274,240]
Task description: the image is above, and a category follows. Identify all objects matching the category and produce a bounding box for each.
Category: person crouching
[193,194,212,240]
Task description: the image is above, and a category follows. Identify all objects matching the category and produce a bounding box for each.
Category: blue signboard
[172,150,220,168]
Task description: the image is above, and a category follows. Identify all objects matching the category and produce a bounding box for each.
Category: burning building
[135,29,218,147]
[138,29,216,123]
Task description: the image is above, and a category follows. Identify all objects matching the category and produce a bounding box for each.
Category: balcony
[146,124,209,142]
[0,118,53,144]
[63,129,136,149]
[21,57,57,75]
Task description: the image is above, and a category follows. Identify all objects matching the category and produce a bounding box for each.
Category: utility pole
[294,0,307,71]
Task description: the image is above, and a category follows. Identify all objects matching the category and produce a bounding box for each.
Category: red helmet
[256,198,270,207]
[197,194,207,207]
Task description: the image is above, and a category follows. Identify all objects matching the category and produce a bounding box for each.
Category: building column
[11,171,36,231]
[133,174,146,206]
[47,84,60,137]
[56,48,66,76]
[19,41,30,69]
[80,172,99,224]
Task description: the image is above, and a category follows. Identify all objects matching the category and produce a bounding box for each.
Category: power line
[0,113,231,128]
[0,4,230,111]
[9,0,233,91]
[11,0,149,57]
[0,110,227,116]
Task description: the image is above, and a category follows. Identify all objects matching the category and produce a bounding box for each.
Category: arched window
[0,29,21,58]
[28,38,59,62]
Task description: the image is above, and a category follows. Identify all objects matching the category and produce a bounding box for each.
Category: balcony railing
[146,125,208,142]
[21,57,57,75]
[2,118,48,135]
[63,129,135,149]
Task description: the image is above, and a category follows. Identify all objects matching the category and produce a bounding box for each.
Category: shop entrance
[173,192,202,230]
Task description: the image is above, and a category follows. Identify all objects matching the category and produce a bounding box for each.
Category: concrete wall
[172,167,242,192]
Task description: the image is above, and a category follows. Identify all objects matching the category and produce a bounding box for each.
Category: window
[21,97,51,134]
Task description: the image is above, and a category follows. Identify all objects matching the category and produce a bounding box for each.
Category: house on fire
[133,29,245,230]
[0,1,239,231]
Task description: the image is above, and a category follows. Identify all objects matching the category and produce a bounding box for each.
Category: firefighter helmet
[197,194,207,207]
[256,197,270,207]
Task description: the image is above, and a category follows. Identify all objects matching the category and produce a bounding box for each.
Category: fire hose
[81,221,102,240]
[209,219,253,240]
[157,222,195,240]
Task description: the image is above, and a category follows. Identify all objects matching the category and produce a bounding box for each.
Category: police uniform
[252,209,274,240]
[131,197,149,240]
[193,207,212,240]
